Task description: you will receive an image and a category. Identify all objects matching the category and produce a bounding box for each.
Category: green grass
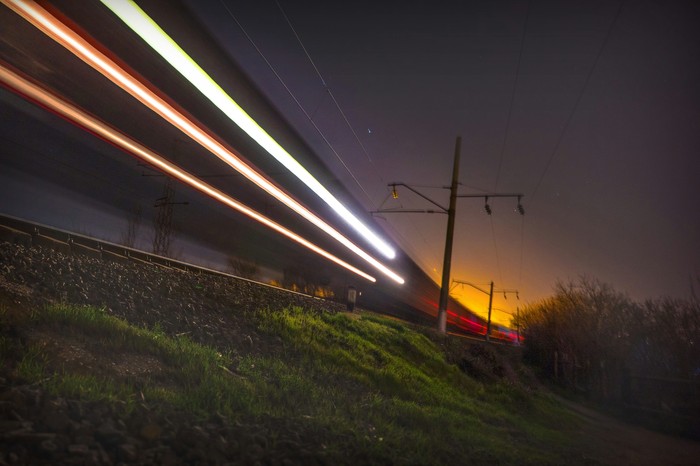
[22,303,252,416]
[8,303,581,465]
[17,344,46,381]
[247,307,576,464]
[0,305,10,357]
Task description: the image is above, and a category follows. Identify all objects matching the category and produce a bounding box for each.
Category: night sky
[180,0,700,322]
[1,1,699,327]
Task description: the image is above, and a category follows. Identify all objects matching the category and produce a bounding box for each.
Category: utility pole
[370,136,524,334]
[151,138,189,256]
[153,180,175,256]
[152,180,189,256]
[152,178,190,256]
[437,137,461,333]
[485,281,494,341]
[452,279,519,341]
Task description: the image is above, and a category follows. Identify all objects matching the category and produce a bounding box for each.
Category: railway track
[0,212,516,345]
[0,212,316,299]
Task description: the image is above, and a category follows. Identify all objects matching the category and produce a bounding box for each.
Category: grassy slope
[2,303,581,465]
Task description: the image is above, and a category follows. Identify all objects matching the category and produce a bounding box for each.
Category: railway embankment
[2,240,699,464]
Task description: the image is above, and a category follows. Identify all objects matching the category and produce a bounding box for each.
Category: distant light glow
[3,0,404,285]
[100,0,397,260]
[0,63,376,283]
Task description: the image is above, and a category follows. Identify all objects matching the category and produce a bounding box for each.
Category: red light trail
[1,0,404,284]
[0,63,377,283]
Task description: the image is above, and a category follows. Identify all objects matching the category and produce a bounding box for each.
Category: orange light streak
[0,63,376,282]
[1,0,405,285]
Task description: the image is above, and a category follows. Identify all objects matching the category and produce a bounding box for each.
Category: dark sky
[180,0,700,322]
[1,1,698,326]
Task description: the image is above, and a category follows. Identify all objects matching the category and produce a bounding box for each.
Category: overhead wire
[493,0,530,192]
[375,187,443,275]
[386,218,432,270]
[504,1,624,304]
[13,0,402,280]
[217,0,377,207]
[275,0,375,164]
[270,0,444,276]
[530,0,625,198]
[413,221,442,275]
[490,1,530,291]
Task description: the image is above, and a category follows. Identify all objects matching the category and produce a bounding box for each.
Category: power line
[486,0,529,296]
[218,0,376,206]
[494,0,531,191]
[274,0,326,88]
[530,0,625,198]
[223,0,452,287]
[375,188,445,274]
[404,226,441,276]
[487,0,529,289]
[268,0,448,276]
[275,0,375,164]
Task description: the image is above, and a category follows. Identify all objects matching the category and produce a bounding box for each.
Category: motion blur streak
[101,0,397,261]
[2,0,404,284]
[0,63,377,283]
[447,311,486,333]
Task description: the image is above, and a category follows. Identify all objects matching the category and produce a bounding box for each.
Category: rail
[0,212,316,300]
[0,212,519,345]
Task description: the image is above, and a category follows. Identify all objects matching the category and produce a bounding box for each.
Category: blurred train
[0,0,518,344]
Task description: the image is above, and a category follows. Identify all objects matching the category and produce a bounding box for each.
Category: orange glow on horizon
[449,282,515,328]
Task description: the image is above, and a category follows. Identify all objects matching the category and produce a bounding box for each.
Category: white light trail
[2,0,404,284]
[0,63,376,282]
[100,0,397,260]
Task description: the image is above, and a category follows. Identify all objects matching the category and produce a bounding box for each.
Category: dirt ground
[559,397,700,465]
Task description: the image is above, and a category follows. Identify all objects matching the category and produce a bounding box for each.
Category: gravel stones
[1,376,334,465]
[0,241,345,356]
[0,240,344,464]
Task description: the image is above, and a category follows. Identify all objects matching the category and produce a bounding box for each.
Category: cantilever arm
[370,209,447,215]
[387,183,448,212]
